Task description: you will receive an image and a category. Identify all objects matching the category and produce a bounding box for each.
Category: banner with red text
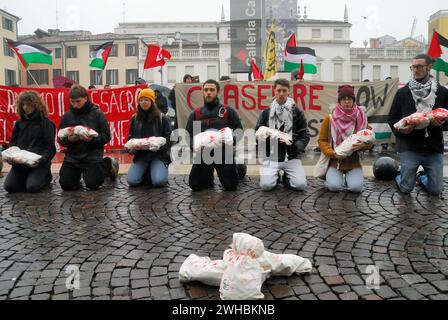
[175,80,399,146]
[0,85,147,149]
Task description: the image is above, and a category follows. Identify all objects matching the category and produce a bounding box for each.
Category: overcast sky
[0,0,444,46]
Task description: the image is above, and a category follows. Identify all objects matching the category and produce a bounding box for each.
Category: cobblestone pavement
[0,175,448,301]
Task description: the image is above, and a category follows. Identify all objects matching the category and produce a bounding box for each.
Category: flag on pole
[6,39,53,68]
[298,59,305,81]
[263,20,278,80]
[284,46,317,74]
[249,58,264,81]
[144,45,172,69]
[428,31,448,76]
[90,41,114,70]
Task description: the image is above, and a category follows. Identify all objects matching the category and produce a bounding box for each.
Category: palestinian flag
[428,31,448,76]
[90,41,114,70]
[6,39,53,68]
[284,46,317,74]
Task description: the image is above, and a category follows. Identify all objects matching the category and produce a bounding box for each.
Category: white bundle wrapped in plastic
[335,129,376,157]
[58,126,99,141]
[178,254,225,287]
[193,128,233,151]
[257,251,313,277]
[431,108,448,122]
[256,126,293,146]
[394,112,431,131]
[220,233,266,300]
[125,137,167,152]
[2,147,42,167]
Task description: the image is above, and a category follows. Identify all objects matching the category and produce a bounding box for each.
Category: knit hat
[138,89,156,103]
[338,85,356,102]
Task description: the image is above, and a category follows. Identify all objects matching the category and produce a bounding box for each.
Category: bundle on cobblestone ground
[180,233,312,300]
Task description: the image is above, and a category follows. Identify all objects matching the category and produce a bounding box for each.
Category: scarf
[408,76,438,113]
[331,104,367,147]
[269,97,295,137]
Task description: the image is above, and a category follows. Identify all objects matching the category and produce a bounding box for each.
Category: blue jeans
[127,159,169,188]
[326,167,364,193]
[396,151,444,196]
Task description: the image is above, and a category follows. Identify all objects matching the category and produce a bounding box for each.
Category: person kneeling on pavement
[126,89,172,188]
[3,91,56,193]
[186,79,243,192]
[255,79,310,192]
[318,85,372,193]
[388,54,448,196]
[58,85,119,191]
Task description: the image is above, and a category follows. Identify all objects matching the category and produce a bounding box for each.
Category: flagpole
[26,69,41,88]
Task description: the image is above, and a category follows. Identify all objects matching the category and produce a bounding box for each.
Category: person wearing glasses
[255,79,310,191]
[388,54,448,196]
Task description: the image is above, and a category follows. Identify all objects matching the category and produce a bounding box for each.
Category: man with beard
[186,79,243,192]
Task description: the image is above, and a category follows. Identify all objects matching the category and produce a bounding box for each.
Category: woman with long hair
[4,91,56,193]
[126,89,172,188]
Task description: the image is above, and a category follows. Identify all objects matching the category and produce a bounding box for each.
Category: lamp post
[358,40,369,81]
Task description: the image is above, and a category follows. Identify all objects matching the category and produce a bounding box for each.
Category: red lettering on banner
[309,85,323,111]
[0,85,145,149]
[293,84,307,111]
[187,86,202,110]
[223,85,240,110]
[241,84,256,110]
[258,85,272,110]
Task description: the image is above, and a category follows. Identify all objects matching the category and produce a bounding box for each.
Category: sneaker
[416,170,426,187]
[104,156,119,181]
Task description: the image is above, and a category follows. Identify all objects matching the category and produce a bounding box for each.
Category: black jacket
[388,84,448,154]
[58,100,111,163]
[185,99,243,149]
[127,111,172,164]
[255,104,310,162]
[156,94,169,115]
[9,111,56,166]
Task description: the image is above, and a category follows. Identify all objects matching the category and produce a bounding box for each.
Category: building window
[3,38,14,57]
[110,45,118,57]
[2,17,14,32]
[373,65,381,81]
[106,69,119,85]
[27,70,49,85]
[207,65,217,80]
[333,63,343,81]
[312,29,321,39]
[167,66,177,83]
[146,69,154,83]
[5,69,16,86]
[352,65,360,82]
[390,65,399,79]
[66,71,79,83]
[185,66,194,76]
[126,69,138,85]
[334,29,343,39]
[90,70,103,86]
[53,69,62,78]
[126,44,137,56]
[67,46,77,58]
[54,48,62,59]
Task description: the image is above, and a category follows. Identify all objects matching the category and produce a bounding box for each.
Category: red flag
[144,45,172,69]
[428,31,443,59]
[298,59,305,81]
[250,59,264,81]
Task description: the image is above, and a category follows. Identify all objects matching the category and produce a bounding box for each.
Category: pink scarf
[331,104,367,147]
